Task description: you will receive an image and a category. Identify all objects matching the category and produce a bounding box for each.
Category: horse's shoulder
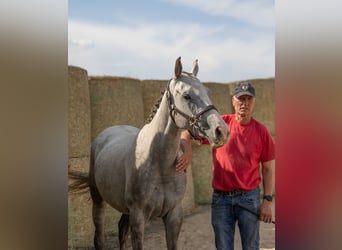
[92,125,140,153]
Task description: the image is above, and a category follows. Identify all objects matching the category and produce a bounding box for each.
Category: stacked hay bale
[191,82,233,204]
[88,76,145,236]
[89,76,145,140]
[141,80,167,123]
[68,66,93,248]
[68,71,275,248]
[142,79,196,215]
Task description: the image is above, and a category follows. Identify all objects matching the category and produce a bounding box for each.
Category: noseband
[165,78,217,140]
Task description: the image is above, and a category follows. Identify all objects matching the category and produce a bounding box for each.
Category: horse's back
[91,125,140,212]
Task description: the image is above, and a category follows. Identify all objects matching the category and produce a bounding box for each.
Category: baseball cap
[233,82,255,98]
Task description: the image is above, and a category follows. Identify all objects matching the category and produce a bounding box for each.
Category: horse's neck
[136,95,181,167]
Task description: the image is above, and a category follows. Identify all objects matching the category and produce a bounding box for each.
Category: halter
[165,78,218,141]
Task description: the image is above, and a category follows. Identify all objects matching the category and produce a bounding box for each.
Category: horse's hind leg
[90,185,105,250]
[118,214,130,249]
[89,149,106,249]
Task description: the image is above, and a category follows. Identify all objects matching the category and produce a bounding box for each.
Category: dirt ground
[106,203,275,250]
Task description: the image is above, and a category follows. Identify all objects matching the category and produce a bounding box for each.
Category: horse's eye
[183,94,191,100]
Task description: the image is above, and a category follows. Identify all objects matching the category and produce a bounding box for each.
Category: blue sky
[68,0,274,83]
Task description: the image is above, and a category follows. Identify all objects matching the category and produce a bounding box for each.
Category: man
[177,82,275,250]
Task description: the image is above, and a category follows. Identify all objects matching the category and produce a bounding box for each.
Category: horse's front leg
[163,204,183,250]
[129,209,145,250]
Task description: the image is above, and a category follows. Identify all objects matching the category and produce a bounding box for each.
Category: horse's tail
[68,169,90,194]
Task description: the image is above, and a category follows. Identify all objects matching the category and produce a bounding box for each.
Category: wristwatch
[263,195,273,202]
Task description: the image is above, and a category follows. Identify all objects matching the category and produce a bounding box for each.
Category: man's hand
[176,131,193,172]
[259,200,273,223]
[176,149,192,172]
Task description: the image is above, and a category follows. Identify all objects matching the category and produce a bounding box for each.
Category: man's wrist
[263,195,273,202]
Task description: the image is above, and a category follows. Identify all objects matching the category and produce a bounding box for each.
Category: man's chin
[238,112,248,117]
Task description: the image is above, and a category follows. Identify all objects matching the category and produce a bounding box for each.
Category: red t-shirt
[210,114,275,191]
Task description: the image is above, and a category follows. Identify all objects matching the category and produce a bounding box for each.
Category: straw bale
[89,76,144,141]
[204,82,233,115]
[68,190,93,248]
[191,144,213,204]
[104,204,122,236]
[142,80,168,123]
[68,157,93,248]
[228,78,275,136]
[68,66,91,158]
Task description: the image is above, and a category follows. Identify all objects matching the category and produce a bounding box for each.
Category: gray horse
[69,57,228,250]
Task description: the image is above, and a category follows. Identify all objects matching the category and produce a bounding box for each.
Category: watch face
[264,195,272,201]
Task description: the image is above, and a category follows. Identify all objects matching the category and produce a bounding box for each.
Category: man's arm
[260,160,274,223]
[176,130,193,172]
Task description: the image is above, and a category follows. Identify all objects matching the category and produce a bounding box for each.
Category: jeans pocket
[211,191,222,207]
[240,191,260,211]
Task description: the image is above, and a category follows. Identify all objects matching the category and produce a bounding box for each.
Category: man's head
[232,82,256,122]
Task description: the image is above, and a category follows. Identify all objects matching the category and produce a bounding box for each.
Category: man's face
[232,95,255,118]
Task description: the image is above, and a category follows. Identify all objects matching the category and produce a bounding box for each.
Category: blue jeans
[211,188,260,250]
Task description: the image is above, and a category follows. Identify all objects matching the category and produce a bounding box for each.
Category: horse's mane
[145,72,196,125]
[145,90,165,124]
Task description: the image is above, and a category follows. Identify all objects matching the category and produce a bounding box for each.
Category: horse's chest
[136,174,186,216]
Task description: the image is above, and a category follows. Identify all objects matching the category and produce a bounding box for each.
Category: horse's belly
[95,163,127,212]
[92,125,139,213]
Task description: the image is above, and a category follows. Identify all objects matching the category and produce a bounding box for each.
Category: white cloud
[68,18,274,82]
[69,38,94,48]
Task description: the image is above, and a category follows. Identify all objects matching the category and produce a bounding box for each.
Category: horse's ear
[174,56,182,79]
[191,59,199,77]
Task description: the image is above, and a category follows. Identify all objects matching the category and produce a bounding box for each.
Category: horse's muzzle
[211,124,228,148]
[202,112,229,148]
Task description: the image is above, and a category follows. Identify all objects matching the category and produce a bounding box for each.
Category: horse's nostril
[215,127,222,138]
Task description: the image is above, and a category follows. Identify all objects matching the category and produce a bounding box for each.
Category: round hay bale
[204,82,233,115]
[68,157,93,248]
[191,144,213,204]
[142,80,168,123]
[68,66,91,158]
[104,204,122,236]
[68,191,93,248]
[89,77,145,141]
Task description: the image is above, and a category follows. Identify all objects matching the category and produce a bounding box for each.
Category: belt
[214,189,246,196]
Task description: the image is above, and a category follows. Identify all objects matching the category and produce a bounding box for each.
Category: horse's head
[166,57,228,148]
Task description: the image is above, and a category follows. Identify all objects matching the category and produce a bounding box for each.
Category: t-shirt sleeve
[261,127,275,163]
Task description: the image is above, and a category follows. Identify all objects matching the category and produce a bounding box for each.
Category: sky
[68,0,274,83]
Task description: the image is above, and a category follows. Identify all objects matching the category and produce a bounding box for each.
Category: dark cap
[233,82,255,98]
